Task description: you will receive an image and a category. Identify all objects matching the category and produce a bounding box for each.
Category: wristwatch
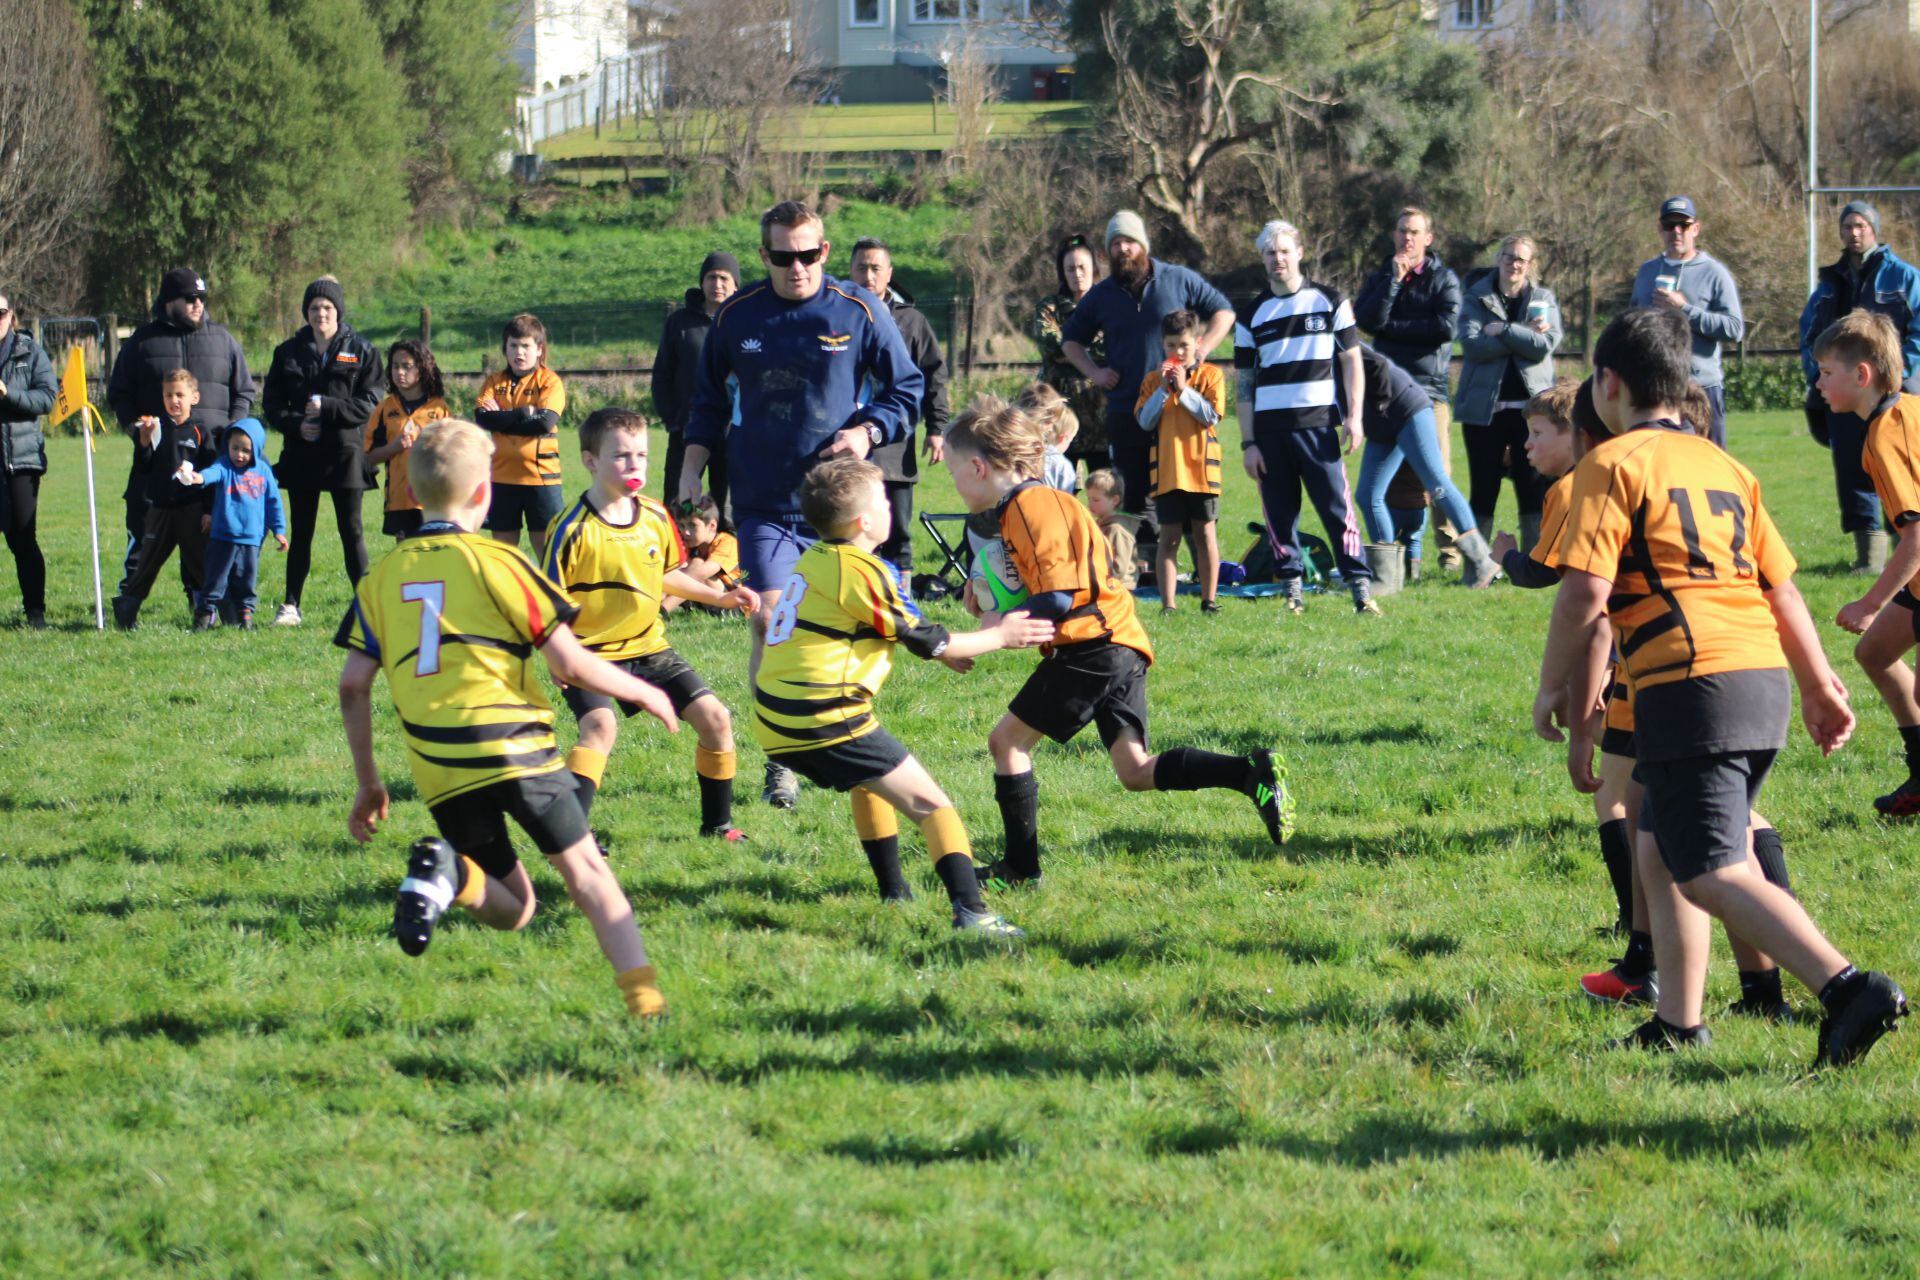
[864,422,884,447]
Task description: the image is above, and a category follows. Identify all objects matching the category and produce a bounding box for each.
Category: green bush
[1722,357,1807,413]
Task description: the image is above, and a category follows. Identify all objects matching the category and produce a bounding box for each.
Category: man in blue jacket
[1799,199,1920,575]
[677,199,923,809]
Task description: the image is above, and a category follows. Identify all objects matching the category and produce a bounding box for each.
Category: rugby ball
[970,537,1031,613]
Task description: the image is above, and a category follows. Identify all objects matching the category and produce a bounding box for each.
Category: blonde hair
[1084,467,1124,502]
[1498,233,1538,272]
[1524,378,1580,431]
[1680,381,1715,437]
[800,457,883,535]
[944,395,1046,481]
[410,419,495,509]
[1015,381,1079,449]
[1814,310,1903,397]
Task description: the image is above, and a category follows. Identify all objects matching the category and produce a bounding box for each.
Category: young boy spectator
[1084,468,1139,591]
[663,494,744,614]
[943,397,1293,888]
[365,339,450,540]
[544,409,760,839]
[179,417,287,630]
[1138,310,1227,614]
[335,418,679,1018]
[1820,310,1920,818]
[1018,382,1081,494]
[475,314,567,558]
[112,369,216,630]
[1542,308,1905,1061]
[753,457,1051,934]
[1491,379,1580,588]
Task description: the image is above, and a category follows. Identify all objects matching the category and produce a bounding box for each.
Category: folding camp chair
[917,512,974,597]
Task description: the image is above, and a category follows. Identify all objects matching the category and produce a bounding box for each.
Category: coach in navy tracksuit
[677,199,922,808]
[1234,219,1377,615]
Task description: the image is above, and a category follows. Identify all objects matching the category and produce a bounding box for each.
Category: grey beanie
[1840,200,1881,236]
[1106,210,1150,256]
[700,250,742,284]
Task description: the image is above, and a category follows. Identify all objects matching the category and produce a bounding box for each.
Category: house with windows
[511,0,629,92]
[797,0,1073,103]
[1435,0,1920,42]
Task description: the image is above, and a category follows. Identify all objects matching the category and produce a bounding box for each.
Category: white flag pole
[82,405,104,629]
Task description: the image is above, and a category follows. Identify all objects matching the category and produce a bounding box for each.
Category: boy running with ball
[336,419,679,1018]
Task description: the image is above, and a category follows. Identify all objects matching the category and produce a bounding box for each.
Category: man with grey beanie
[653,250,740,524]
[1629,195,1744,448]
[1059,211,1235,557]
[1799,199,1920,574]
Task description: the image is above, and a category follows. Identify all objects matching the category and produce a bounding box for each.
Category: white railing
[516,45,666,149]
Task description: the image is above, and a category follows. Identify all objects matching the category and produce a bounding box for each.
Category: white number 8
[763,574,808,646]
[401,580,446,675]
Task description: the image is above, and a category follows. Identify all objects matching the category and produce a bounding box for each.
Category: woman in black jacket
[650,251,737,525]
[0,297,58,628]
[262,277,383,626]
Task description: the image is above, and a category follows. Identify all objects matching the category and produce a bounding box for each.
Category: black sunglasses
[765,246,826,268]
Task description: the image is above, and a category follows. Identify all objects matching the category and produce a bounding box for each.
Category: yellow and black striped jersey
[752,540,949,755]
[334,523,579,805]
[542,492,684,661]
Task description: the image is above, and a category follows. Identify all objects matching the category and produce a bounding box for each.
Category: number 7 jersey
[1557,421,1796,688]
[334,525,581,805]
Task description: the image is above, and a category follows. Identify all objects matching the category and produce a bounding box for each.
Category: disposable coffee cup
[1654,273,1677,294]
[1527,298,1549,321]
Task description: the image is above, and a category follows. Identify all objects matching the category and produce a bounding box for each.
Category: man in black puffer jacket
[651,251,738,526]
[106,267,254,597]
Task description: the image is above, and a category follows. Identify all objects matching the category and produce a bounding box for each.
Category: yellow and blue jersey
[542,491,685,661]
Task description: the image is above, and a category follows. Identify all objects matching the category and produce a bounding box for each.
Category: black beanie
[158,267,208,305]
[302,276,346,319]
[699,251,741,285]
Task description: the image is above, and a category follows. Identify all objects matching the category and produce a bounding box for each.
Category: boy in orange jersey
[1137,309,1228,613]
[943,397,1295,888]
[475,313,568,558]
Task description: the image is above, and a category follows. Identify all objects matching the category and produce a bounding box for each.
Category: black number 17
[1668,488,1752,579]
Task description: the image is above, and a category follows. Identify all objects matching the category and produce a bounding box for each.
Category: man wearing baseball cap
[1798,199,1920,574]
[1628,195,1744,448]
[105,267,254,601]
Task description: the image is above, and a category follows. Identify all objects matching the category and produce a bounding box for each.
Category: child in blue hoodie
[179,417,287,629]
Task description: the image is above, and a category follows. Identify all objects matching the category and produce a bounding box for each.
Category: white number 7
[401,581,446,675]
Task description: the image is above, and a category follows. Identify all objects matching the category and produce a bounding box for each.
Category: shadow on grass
[624,869,860,911]
[825,1123,1028,1166]
[1270,1111,1805,1167]
[219,782,335,807]
[99,1008,291,1046]
[676,1034,1219,1084]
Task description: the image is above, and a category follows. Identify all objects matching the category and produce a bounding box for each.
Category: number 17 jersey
[334,525,580,805]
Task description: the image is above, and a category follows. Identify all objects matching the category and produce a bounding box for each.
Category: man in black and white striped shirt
[1234,220,1377,615]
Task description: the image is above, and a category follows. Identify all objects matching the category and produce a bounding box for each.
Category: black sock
[1598,819,1633,929]
[572,773,598,818]
[993,771,1041,879]
[1739,967,1783,1007]
[1620,929,1655,979]
[1150,746,1255,793]
[1751,826,1792,897]
[862,836,911,901]
[1819,965,1864,1010]
[933,852,986,912]
[1901,723,1920,774]
[699,773,732,831]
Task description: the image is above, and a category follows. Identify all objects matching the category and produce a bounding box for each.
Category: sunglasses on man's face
[766,246,825,268]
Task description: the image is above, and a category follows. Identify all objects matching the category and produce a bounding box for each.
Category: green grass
[6,412,1920,1276]
[536,101,1090,161]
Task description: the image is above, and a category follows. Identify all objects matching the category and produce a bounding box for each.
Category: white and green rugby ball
[969,537,1031,613]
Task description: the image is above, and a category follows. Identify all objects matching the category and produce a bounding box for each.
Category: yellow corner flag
[51,345,88,428]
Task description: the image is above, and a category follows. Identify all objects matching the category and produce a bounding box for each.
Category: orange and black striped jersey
[1864,392,1920,591]
[364,394,450,513]
[1557,421,1796,689]
[334,525,578,805]
[1532,473,1573,569]
[541,492,684,661]
[752,540,949,755]
[1140,361,1227,496]
[997,481,1152,662]
[476,366,567,486]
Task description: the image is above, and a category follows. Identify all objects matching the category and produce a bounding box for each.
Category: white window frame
[849,0,886,29]
[1453,0,1496,29]
[910,0,984,25]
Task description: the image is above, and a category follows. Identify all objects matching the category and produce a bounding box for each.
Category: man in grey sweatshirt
[1629,195,1744,448]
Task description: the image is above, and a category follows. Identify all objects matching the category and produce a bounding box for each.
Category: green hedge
[1722,357,1808,413]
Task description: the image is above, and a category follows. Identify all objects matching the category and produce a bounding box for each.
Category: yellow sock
[850,786,900,841]
[917,806,971,862]
[567,745,608,786]
[452,855,486,908]
[616,964,666,1018]
[695,746,736,780]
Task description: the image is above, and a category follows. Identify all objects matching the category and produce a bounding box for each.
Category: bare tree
[0,0,110,313]
[941,30,1004,175]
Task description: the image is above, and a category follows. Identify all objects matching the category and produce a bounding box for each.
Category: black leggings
[1463,410,1549,532]
[2,471,45,613]
[284,487,369,607]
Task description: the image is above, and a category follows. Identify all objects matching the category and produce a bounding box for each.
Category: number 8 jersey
[334,523,581,804]
[1558,421,1797,689]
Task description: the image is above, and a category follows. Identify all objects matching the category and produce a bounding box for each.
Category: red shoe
[701,825,750,842]
[1873,776,1920,819]
[1581,963,1657,1005]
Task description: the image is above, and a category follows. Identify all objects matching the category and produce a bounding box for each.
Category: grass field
[6,411,1920,1276]
[535,101,1091,162]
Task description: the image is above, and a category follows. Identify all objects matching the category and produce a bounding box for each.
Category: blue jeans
[1825,410,1882,533]
[1355,408,1480,543]
[199,538,259,614]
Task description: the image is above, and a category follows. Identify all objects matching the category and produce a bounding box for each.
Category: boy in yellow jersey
[336,419,680,1018]
[1819,311,1920,819]
[943,398,1294,890]
[544,408,759,838]
[754,457,1054,934]
[1542,309,1905,1063]
[475,313,568,557]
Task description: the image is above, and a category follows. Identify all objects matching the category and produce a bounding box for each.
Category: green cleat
[1249,749,1296,845]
